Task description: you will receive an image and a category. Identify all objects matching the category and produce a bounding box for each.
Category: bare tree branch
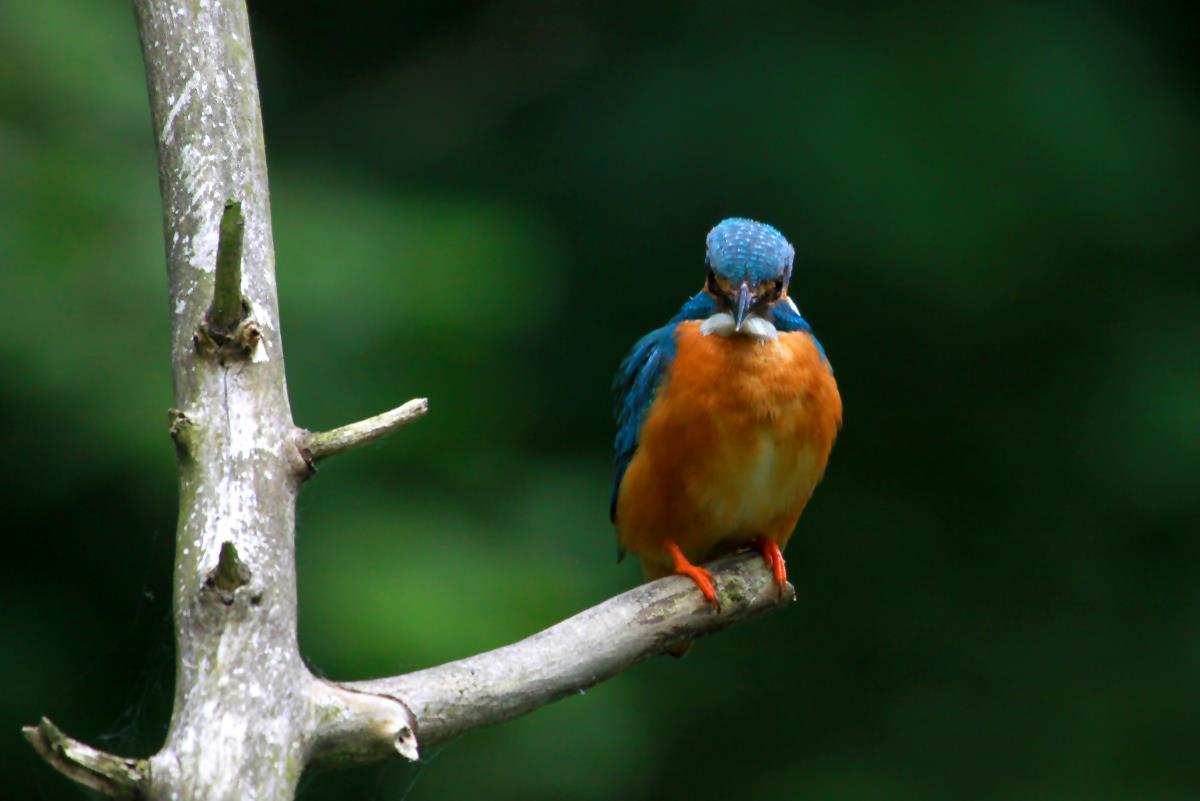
[302,397,430,465]
[342,552,792,750]
[124,1,311,798]
[22,718,147,799]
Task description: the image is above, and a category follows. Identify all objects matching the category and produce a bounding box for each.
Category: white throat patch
[699,312,779,342]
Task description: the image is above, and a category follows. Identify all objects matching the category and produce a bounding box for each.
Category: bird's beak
[733,281,753,332]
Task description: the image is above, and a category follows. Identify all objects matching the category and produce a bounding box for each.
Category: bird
[611,217,842,609]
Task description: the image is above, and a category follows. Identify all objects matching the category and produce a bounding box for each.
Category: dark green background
[3,1,1198,799]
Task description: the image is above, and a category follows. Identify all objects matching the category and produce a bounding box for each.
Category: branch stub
[204,540,252,603]
[22,717,148,799]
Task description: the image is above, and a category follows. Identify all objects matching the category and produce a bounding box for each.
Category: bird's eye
[772,279,784,298]
[706,269,720,294]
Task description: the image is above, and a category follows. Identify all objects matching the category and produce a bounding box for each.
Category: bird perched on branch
[611,218,842,608]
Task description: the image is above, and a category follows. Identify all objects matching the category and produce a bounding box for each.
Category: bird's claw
[679,563,720,611]
[664,539,721,611]
[753,537,788,595]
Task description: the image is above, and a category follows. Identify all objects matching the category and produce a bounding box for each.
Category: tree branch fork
[27,548,791,797]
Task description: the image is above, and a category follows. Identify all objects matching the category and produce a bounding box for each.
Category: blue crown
[705,218,794,286]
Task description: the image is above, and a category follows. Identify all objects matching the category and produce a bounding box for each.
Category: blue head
[704,218,795,331]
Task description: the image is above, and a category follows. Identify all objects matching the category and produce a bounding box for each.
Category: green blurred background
[3,1,1199,799]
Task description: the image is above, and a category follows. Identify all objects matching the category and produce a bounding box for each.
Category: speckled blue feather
[706,218,795,286]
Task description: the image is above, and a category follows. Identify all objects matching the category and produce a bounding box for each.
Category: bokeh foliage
[2,1,1198,799]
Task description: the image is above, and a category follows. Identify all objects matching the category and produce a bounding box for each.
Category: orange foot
[753,537,788,591]
[664,539,720,611]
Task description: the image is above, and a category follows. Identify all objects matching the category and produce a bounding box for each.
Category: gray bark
[22,1,795,799]
[348,553,793,750]
[133,1,413,798]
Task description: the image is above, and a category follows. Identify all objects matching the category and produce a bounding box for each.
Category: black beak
[732,281,753,332]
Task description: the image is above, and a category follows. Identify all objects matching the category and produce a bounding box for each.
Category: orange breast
[615,321,842,574]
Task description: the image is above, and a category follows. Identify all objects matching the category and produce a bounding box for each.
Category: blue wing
[611,292,718,531]
[610,324,673,527]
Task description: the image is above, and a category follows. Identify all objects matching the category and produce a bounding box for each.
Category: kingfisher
[611,218,842,608]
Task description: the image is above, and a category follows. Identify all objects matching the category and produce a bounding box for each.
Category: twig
[22,718,147,799]
[303,398,429,464]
